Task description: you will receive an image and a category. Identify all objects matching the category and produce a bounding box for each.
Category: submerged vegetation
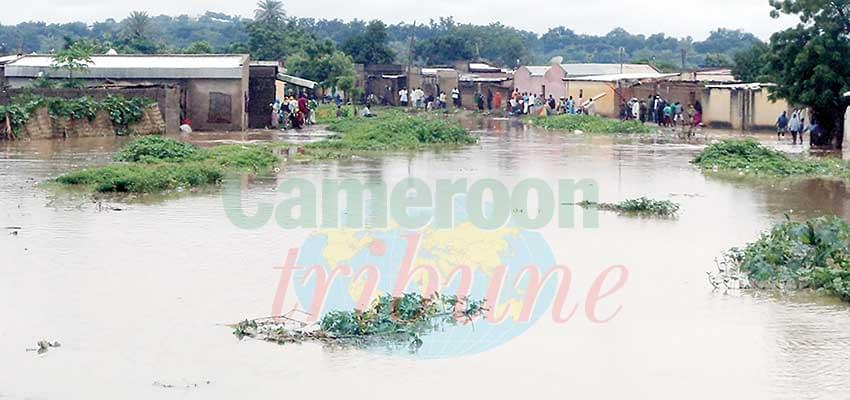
[579,197,680,217]
[528,114,655,134]
[302,111,477,159]
[710,216,850,302]
[233,293,488,352]
[693,139,850,179]
[56,136,279,193]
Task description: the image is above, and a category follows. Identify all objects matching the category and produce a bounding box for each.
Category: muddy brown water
[2,120,850,399]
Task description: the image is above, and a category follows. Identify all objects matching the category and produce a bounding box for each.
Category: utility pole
[619,47,625,74]
[681,48,687,71]
[407,21,416,92]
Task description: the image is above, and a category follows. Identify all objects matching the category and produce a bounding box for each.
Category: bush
[692,139,849,178]
[305,112,476,158]
[721,216,850,301]
[57,137,280,193]
[580,197,680,217]
[529,114,654,134]
[56,162,224,193]
[115,136,200,163]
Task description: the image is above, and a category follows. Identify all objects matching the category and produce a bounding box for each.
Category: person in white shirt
[398,88,409,107]
[451,87,460,108]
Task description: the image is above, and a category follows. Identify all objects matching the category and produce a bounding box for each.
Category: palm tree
[125,11,150,38]
[254,0,285,25]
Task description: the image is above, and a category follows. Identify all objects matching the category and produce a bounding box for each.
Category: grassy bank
[693,139,850,179]
[302,111,477,159]
[56,136,279,193]
[714,216,850,302]
[528,114,655,134]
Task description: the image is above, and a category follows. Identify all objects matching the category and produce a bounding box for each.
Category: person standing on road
[776,110,789,140]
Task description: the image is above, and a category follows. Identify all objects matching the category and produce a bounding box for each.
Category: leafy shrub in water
[56,162,224,193]
[692,139,850,178]
[529,114,654,134]
[234,293,488,351]
[721,216,850,301]
[57,137,280,193]
[306,112,476,158]
[580,197,680,217]
[115,136,200,163]
[0,103,31,138]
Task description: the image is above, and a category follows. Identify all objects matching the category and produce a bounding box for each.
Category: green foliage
[56,162,225,193]
[46,97,100,121]
[57,136,280,193]
[702,53,734,68]
[100,95,154,133]
[51,40,95,88]
[115,136,200,163]
[341,20,395,65]
[732,42,769,82]
[763,0,850,146]
[183,41,214,54]
[722,216,850,301]
[286,44,356,91]
[529,114,655,134]
[692,139,850,178]
[235,293,489,351]
[0,103,31,138]
[304,111,476,158]
[580,197,680,217]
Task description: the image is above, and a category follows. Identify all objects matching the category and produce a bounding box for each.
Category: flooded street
[2,120,850,399]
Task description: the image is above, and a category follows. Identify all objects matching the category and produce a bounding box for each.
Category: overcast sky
[3,0,798,40]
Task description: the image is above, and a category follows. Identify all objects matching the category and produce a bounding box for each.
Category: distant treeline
[0,12,763,69]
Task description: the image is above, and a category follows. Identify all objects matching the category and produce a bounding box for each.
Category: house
[457,62,513,110]
[4,54,251,132]
[355,64,407,105]
[247,61,316,129]
[701,83,790,131]
[563,71,678,117]
[0,55,22,91]
[515,63,661,100]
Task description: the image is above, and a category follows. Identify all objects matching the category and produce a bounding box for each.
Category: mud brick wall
[128,105,167,135]
[21,108,53,140]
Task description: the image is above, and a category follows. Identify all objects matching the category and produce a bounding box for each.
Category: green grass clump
[529,114,654,134]
[56,136,280,193]
[56,162,224,193]
[580,197,680,217]
[692,139,850,178]
[720,216,850,301]
[304,111,476,159]
[115,136,200,163]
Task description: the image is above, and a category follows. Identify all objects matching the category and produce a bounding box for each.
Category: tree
[254,0,285,25]
[184,41,213,54]
[341,20,395,65]
[764,0,850,148]
[732,42,769,82]
[51,40,94,88]
[702,53,734,68]
[125,11,150,38]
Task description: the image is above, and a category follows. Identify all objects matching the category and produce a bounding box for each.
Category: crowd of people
[272,93,318,130]
[776,109,818,145]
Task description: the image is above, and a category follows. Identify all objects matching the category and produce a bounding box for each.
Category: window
[208,92,232,124]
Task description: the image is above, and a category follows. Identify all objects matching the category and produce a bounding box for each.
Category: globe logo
[290,197,559,359]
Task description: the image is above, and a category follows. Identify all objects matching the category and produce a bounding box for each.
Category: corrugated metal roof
[521,66,550,77]
[276,73,317,89]
[705,83,776,90]
[5,54,248,79]
[0,55,21,64]
[561,63,658,77]
[564,72,678,82]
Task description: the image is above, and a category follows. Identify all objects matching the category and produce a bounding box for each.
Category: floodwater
[2,119,850,399]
